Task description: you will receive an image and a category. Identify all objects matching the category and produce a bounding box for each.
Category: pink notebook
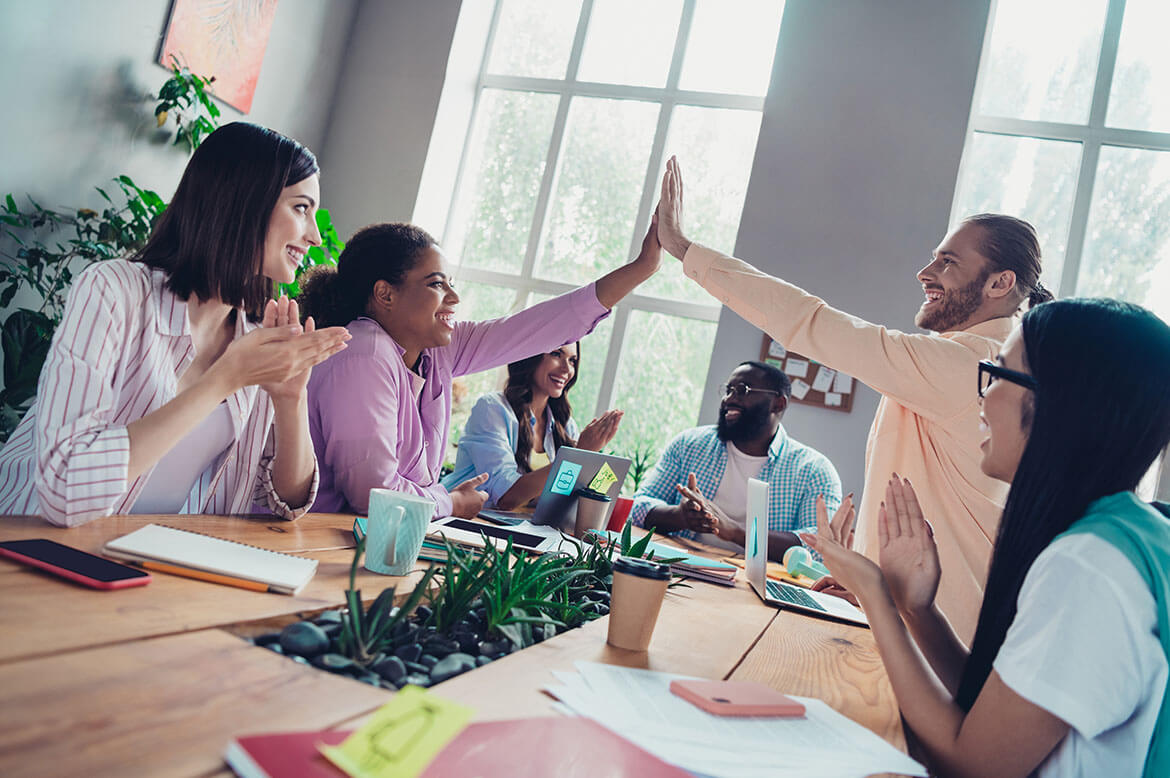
[224,717,690,777]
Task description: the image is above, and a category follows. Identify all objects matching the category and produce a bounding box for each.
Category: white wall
[696,0,991,495]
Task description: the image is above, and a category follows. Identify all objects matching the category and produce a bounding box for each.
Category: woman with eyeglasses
[298,217,660,519]
[442,344,623,510]
[803,298,1170,777]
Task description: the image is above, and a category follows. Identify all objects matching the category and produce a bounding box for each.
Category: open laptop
[745,478,868,627]
[480,447,631,533]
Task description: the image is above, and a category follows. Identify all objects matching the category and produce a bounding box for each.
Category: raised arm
[657,157,992,422]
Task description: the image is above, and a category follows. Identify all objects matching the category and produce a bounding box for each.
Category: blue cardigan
[442,392,579,506]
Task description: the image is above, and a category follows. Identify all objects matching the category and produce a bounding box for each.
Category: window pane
[1106,0,1170,132]
[447,283,525,466]
[644,105,762,303]
[952,132,1081,293]
[977,0,1107,123]
[447,90,559,274]
[678,0,784,96]
[531,292,614,422]
[1077,146,1170,324]
[485,0,582,79]
[577,0,683,88]
[535,97,660,286]
[608,312,717,466]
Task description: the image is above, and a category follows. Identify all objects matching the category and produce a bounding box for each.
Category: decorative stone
[253,632,282,646]
[419,654,439,669]
[429,653,476,684]
[403,673,432,688]
[478,639,511,658]
[456,634,480,655]
[264,642,284,654]
[314,609,343,624]
[422,637,459,656]
[404,661,430,675]
[475,655,493,667]
[414,604,433,622]
[372,656,407,684]
[279,621,330,658]
[311,653,356,672]
[394,643,423,663]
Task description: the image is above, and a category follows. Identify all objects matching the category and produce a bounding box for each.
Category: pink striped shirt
[0,259,316,526]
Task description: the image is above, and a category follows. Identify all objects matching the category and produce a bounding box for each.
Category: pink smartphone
[0,539,152,590]
[669,679,806,717]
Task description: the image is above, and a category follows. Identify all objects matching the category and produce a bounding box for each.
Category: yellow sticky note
[320,686,474,778]
[588,461,618,494]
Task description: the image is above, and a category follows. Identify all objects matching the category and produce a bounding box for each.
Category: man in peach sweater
[656,157,1051,643]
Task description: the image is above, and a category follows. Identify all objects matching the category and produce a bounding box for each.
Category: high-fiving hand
[657,156,692,259]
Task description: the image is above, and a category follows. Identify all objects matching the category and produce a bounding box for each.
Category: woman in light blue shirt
[444,343,621,510]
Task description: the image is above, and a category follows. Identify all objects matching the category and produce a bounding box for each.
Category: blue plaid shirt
[632,425,841,543]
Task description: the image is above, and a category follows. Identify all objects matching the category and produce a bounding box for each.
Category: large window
[429,0,785,464]
[951,0,1170,496]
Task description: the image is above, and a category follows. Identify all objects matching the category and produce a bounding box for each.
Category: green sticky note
[550,460,582,496]
[320,686,474,778]
[587,461,618,494]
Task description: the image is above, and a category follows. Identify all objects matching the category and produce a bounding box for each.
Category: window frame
[951,0,1170,499]
[436,0,775,419]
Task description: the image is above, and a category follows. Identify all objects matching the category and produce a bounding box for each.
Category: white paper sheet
[824,392,842,407]
[811,367,836,393]
[544,662,926,778]
[832,373,853,394]
[769,341,787,359]
[785,358,809,378]
[791,379,811,400]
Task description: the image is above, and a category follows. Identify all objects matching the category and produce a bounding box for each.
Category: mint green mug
[363,489,435,575]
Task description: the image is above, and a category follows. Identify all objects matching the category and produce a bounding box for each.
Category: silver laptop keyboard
[766,579,825,611]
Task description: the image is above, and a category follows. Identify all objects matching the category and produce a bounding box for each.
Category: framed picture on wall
[759,334,854,414]
[158,0,280,113]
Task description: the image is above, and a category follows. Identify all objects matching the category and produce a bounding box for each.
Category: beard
[716,401,772,443]
[914,270,990,332]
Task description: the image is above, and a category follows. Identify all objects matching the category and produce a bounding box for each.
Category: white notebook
[104,524,318,595]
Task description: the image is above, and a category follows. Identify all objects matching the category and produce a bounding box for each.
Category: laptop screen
[745,477,769,593]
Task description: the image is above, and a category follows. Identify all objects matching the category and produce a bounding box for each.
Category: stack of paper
[545,662,925,778]
[589,532,738,586]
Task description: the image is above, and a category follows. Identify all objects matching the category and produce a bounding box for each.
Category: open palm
[878,475,941,615]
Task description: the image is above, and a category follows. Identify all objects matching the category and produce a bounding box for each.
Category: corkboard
[759,334,854,413]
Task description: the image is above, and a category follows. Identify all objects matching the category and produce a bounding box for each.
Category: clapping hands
[878,475,941,616]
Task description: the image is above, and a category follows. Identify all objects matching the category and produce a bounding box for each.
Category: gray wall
[317,0,463,236]
[696,0,991,495]
[0,0,358,314]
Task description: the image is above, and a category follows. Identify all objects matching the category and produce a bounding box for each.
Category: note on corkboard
[759,334,854,414]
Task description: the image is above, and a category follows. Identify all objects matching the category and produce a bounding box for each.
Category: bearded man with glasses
[656,156,1052,643]
[631,361,841,562]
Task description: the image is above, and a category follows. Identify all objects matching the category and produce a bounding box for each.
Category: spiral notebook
[103,524,317,595]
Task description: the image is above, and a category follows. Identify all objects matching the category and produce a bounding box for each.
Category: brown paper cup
[573,489,611,539]
[607,557,670,651]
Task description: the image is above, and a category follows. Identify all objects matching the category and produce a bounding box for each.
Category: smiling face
[381,245,459,358]
[260,175,321,284]
[531,344,578,400]
[978,327,1034,483]
[717,364,784,443]
[915,222,995,333]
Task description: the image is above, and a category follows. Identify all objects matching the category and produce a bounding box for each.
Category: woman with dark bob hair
[0,122,350,526]
[804,298,1170,777]
[299,216,660,518]
[442,342,623,510]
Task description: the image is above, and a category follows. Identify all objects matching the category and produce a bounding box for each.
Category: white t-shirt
[994,533,1165,777]
[132,403,235,514]
[698,442,769,551]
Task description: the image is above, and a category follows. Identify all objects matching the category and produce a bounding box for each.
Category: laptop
[480,447,631,533]
[745,478,868,627]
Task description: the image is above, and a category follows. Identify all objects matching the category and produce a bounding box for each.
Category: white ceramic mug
[363,489,435,575]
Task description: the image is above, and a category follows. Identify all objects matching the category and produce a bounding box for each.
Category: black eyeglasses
[977,360,1037,398]
[719,383,781,400]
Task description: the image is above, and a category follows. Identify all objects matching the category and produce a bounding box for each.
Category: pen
[136,560,270,592]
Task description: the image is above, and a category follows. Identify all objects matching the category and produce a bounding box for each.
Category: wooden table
[0,514,905,777]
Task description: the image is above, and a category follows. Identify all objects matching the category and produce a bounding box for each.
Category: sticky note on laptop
[550,460,583,496]
[587,462,618,494]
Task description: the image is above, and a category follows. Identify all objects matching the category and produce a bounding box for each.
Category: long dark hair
[962,213,1053,308]
[956,298,1170,710]
[133,122,319,319]
[503,344,580,473]
[298,223,435,328]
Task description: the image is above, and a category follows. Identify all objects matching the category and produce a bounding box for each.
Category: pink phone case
[0,545,152,590]
[669,679,806,717]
